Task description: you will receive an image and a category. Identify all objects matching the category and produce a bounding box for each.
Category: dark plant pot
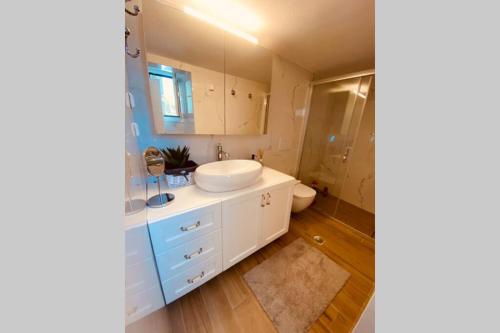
[164,160,198,188]
[164,160,198,176]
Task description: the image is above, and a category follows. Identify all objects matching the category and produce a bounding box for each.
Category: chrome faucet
[217,143,230,161]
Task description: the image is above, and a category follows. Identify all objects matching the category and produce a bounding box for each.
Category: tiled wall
[341,87,375,213]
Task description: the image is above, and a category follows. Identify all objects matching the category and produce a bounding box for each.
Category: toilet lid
[294,183,316,198]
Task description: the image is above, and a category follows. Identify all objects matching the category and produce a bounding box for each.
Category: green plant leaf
[162,145,190,168]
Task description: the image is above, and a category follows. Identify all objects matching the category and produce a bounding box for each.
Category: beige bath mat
[243,237,350,333]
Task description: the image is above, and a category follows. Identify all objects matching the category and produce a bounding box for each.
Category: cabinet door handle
[187,271,205,284]
[184,248,203,260]
[180,221,201,232]
[261,194,266,207]
[266,192,271,205]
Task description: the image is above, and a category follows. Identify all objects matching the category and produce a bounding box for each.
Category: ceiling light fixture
[183,6,259,45]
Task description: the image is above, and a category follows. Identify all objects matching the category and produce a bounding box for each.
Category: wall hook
[125,28,141,58]
[125,0,140,16]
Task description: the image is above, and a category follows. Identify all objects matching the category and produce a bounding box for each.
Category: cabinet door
[261,184,293,245]
[221,192,264,270]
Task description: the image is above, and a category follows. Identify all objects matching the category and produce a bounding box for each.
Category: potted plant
[161,145,198,187]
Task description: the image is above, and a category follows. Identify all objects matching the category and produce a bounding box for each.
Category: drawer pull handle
[184,248,203,260]
[261,194,266,207]
[266,192,271,205]
[180,221,201,232]
[187,271,205,284]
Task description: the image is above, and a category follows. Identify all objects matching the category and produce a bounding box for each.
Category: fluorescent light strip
[184,6,259,45]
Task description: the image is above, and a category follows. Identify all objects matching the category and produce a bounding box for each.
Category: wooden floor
[126,208,375,333]
[312,193,375,238]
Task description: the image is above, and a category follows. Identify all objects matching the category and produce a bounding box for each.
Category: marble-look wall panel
[340,88,375,213]
[125,7,312,179]
[263,56,312,176]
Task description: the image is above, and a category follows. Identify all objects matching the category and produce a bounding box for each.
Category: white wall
[125,11,312,177]
[353,294,375,333]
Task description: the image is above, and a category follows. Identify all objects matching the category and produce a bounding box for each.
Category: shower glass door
[298,75,375,237]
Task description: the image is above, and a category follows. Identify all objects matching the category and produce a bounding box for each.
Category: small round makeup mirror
[144,147,165,176]
[143,147,174,208]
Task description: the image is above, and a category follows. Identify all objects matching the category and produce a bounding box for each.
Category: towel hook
[125,0,140,16]
[125,28,140,58]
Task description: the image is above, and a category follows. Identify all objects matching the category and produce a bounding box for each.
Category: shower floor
[311,193,375,238]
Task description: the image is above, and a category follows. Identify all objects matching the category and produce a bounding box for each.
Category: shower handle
[342,147,352,163]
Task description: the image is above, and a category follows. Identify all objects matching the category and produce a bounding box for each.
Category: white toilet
[292,183,317,213]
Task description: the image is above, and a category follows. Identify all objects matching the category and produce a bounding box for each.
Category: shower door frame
[312,69,375,86]
[294,69,375,178]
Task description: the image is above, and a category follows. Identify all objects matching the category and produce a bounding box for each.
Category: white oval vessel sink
[194,160,263,192]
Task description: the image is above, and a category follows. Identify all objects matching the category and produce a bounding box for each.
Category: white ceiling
[148,0,374,78]
[239,0,375,78]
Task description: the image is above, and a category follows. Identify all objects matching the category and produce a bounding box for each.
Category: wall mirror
[224,33,272,135]
[142,0,273,135]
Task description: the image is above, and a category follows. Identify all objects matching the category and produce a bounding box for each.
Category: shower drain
[313,235,325,245]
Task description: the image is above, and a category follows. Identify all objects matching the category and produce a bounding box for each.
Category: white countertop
[124,167,296,230]
[124,208,147,230]
[147,167,296,224]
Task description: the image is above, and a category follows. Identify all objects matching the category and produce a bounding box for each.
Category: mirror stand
[147,177,175,208]
[144,146,175,208]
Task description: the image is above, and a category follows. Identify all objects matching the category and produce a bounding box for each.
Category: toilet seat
[294,183,316,198]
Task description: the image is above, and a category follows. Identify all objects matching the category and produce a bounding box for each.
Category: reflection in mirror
[142,0,273,135]
[143,0,225,134]
[224,33,272,135]
[148,63,194,130]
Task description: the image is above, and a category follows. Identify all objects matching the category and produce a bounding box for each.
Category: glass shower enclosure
[298,74,375,237]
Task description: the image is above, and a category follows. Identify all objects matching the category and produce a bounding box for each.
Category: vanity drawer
[125,284,165,326]
[155,230,222,281]
[162,253,222,304]
[149,203,221,253]
[126,257,160,296]
[126,225,154,267]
